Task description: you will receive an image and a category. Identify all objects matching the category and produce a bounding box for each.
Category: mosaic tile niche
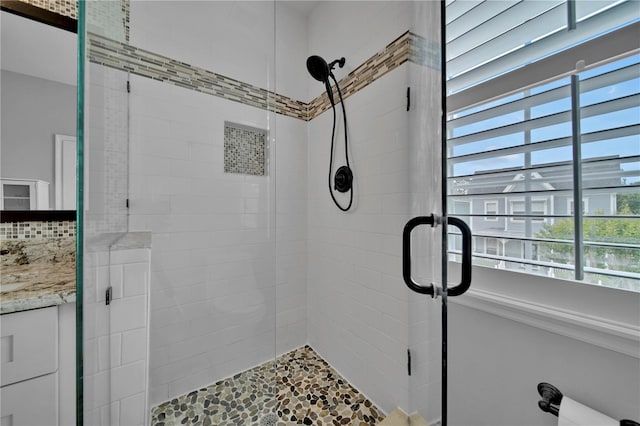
[224,123,268,176]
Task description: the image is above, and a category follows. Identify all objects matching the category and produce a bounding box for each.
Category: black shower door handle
[446,216,472,297]
[402,214,437,296]
[402,215,472,297]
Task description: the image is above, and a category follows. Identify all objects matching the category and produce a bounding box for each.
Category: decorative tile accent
[88,32,307,120]
[16,0,131,42]
[224,123,267,176]
[307,31,439,120]
[15,0,77,19]
[307,31,412,120]
[19,3,434,121]
[86,0,129,43]
[0,221,76,240]
[150,346,385,426]
[409,31,440,70]
[88,30,437,122]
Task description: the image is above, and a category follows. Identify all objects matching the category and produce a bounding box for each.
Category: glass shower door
[79,1,279,425]
[404,2,474,425]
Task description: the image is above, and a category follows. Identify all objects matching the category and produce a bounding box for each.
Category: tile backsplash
[0,221,76,240]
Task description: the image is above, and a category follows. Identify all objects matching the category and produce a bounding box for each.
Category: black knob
[334,166,353,193]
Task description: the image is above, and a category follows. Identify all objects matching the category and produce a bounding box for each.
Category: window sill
[448,264,640,358]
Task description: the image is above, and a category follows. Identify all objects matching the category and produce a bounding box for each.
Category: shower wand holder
[328,57,346,71]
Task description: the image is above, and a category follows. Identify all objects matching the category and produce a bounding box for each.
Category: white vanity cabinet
[0,178,50,210]
[0,306,59,425]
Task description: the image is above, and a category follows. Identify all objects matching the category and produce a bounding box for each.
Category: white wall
[85,64,129,235]
[1,70,76,206]
[307,65,413,413]
[448,302,640,425]
[129,1,276,93]
[275,114,308,355]
[128,74,277,405]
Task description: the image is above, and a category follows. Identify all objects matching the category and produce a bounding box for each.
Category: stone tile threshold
[378,408,430,426]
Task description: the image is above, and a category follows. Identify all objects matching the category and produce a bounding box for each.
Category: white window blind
[446,0,640,291]
[446,0,640,94]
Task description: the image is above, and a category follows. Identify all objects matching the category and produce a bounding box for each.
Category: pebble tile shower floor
[151,346,385,426]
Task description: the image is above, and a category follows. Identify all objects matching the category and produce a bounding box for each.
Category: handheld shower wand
[306,55,353,211]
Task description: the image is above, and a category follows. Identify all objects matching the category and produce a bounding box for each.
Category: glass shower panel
[81,1,278,425]
[407,1,447,423]
[80,0,134,424]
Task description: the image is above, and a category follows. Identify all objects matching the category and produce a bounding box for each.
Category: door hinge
[407,348,412,376]
[105,286,113,306]
[127,80,131,93]
[406,87,411,111]
[126,198,130,208]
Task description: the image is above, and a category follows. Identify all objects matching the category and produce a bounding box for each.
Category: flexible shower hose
[328,73,353,211]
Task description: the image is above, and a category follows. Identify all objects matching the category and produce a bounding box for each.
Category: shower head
[307,55,346,106]
[307,55,330,83]
[306,55,346,83]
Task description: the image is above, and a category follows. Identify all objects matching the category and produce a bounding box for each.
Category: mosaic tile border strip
[12,2,434,121]
[0,221,76,240]
[15,0,77,19]
[88,32,308,120]
[308,31,440,120]
[150,345,385,426]
[16,0,130,41]
[308,31,410,120]
[88,30,437,122]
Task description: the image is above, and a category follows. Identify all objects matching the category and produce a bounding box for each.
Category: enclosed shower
[77,1,640,426]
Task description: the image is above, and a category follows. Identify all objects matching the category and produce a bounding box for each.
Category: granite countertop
[1,232,150,314]
[1,237,76,314]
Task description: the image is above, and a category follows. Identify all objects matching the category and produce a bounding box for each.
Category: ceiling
[1,11,77,86]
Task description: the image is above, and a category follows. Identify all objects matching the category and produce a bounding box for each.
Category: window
[452,200,471,215]
[446,0,640,292]
[568,198,589,215]
[486,238,498,256]
[484,200,498,221]
[509,199,547,222]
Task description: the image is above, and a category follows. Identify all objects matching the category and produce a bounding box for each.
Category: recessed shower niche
[224,122,268,176]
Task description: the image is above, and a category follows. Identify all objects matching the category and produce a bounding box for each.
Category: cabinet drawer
[1,306,58,386]
[1,372,58,426]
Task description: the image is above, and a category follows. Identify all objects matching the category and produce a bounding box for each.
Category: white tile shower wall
[83,247,151,426]
[275,1,310,102]
[85,63,129,236]
[129,1,277,97]
[127,74,286,406]
[275,114,308,356]
[306,62,413,413]
[304,0,422,415]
